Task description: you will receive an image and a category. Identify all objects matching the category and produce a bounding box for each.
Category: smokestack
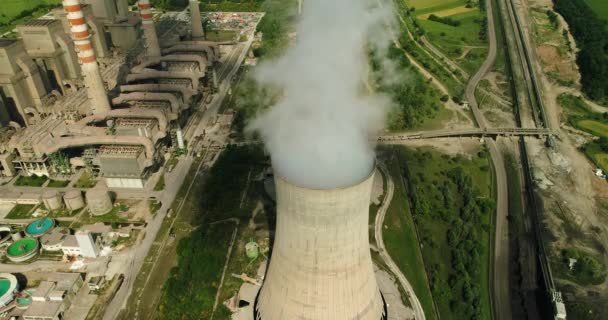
[138,0,161,57]
[189,0,204,39]
[115,0,129,22]
[255,172,386,319]
[62,0,111,115]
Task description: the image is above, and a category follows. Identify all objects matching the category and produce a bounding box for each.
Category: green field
[595,154,608,172]
[577,120,608,138]
[5,204,35,219]
[407,0,461,12]
[47,179,70,188]
[14,175,47,187]
[383,151,439,320]
[396,146,494,320]
[585,0,608,20]
[0,0,60,33]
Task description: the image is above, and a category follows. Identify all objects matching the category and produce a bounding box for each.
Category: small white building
[75,230,99,258]
[60,235,80,256]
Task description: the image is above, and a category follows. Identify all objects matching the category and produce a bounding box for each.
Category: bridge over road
[374,127,551,142]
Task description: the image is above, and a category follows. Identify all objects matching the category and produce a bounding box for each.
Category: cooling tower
[256,170,386,320]
[86,183,113,216]
[64,190,85,211]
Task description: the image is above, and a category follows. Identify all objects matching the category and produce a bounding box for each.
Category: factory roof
[40,228,69,247]
[22,19,57,27]
[46,272,81,291]
[0,39,17,48]
[22,300,62,318]
[61,235,79,248]
[31,281,55,300]
[80,223,112,235]
[98,145,143,157]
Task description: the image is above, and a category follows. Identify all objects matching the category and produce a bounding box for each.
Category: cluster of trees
[546,10,559,30]
[428,14,461,27]
[554,0,608,101]
[369,45,442,130]
[157,147,265,318]
[402,149,493,320]
[478,17,488,40]
[561,248,606,286]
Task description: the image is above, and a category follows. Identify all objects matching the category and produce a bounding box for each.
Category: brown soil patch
[537,45,578,81]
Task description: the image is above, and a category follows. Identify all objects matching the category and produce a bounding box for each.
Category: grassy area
[396,145,494,320]
[81,204,129,224]
[14,175,47,187]
[154,173,165,191]
[382,150,439,320]
[73,171,97,189]
[47,207,83,218]
[585,0,608,20]
[552,247,606,286]
[0,0,61,34]
[47,179,70,188]
[5,204,35,219]
[558,94,608,172]
[200,0,263,12]
[204,29,237,42]
[406,0,488,73]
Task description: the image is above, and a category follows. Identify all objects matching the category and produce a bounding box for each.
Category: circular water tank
[42,190,63,211]
[64,190,85,211]
[86,185,113,216]
[6,238,39,262]
[245,241,259,259]
[0,273,18,307]
[25,218,55,237]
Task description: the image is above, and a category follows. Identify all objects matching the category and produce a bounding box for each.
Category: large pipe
[131,54,208,74]
[112,92,181,115]
[62,0,111,115]
[74,108,168,135]
[189,0,204,39]
[162,42,220,63]
[42,135,155,166]
[126,71,200,90]
[256,172,385,320]
[120,83,193,104]
[138,0,161,58]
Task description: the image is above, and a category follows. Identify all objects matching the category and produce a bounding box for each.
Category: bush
[428,14,461,27]
[440,95,450,102]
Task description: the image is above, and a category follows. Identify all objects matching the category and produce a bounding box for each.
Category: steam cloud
[249,0,393,189]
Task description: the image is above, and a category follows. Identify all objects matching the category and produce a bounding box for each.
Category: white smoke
[248,0,393,189]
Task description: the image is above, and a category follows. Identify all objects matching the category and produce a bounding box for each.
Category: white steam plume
[248,0,393,189]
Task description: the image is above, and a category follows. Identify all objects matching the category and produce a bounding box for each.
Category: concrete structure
[60,235,80,256]
[23,272,83,320]
[78,0,141,50]
[42,190,63,210]
[75,230,99,258]
[0,273,18,307]
[0,39,48,125]
[25,218,56,237]
[190,0,205,39]
[63,190,85,211]
[6,238,40,262]
[62,0,111,115]
[138,0,161,57]
[85,182,112,215]
[40,228,69,251]
[256,172,386,320]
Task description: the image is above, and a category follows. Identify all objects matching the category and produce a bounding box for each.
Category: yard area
[5,204,36,219]
[0,0,61,33]
[47,179,70,188]
[585,0,608,20]
[14,175,48,187]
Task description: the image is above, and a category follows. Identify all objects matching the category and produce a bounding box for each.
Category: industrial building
[22,272,84,320]
[0,0,220,189]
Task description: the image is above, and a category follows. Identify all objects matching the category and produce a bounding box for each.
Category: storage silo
[42,190,63,211]
[86,183,113,216]
[64,190,85,211]
[255,171,386,320]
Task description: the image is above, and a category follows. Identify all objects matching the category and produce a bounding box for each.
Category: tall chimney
[189,0,204,39]
[256,172,386,320]
[138,0,161,57]
[62,0,111,115]
[115,0,129,22]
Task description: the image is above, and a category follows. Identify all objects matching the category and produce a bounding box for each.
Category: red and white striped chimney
[62,0,111,115]
[138,0,161,57]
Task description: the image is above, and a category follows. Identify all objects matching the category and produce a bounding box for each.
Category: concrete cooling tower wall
[256,170,386,320]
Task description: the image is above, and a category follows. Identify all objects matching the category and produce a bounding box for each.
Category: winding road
[374,165,425,320]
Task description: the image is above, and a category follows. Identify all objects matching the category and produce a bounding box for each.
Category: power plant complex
[0,0,217,189]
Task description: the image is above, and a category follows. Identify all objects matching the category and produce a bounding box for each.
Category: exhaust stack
[62,0,111,115]
[256,172,386,320]
[138,0,161,57]
[190,0,205,39]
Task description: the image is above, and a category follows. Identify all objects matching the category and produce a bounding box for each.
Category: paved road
[374,165,425,320]
[462,0,513,319]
